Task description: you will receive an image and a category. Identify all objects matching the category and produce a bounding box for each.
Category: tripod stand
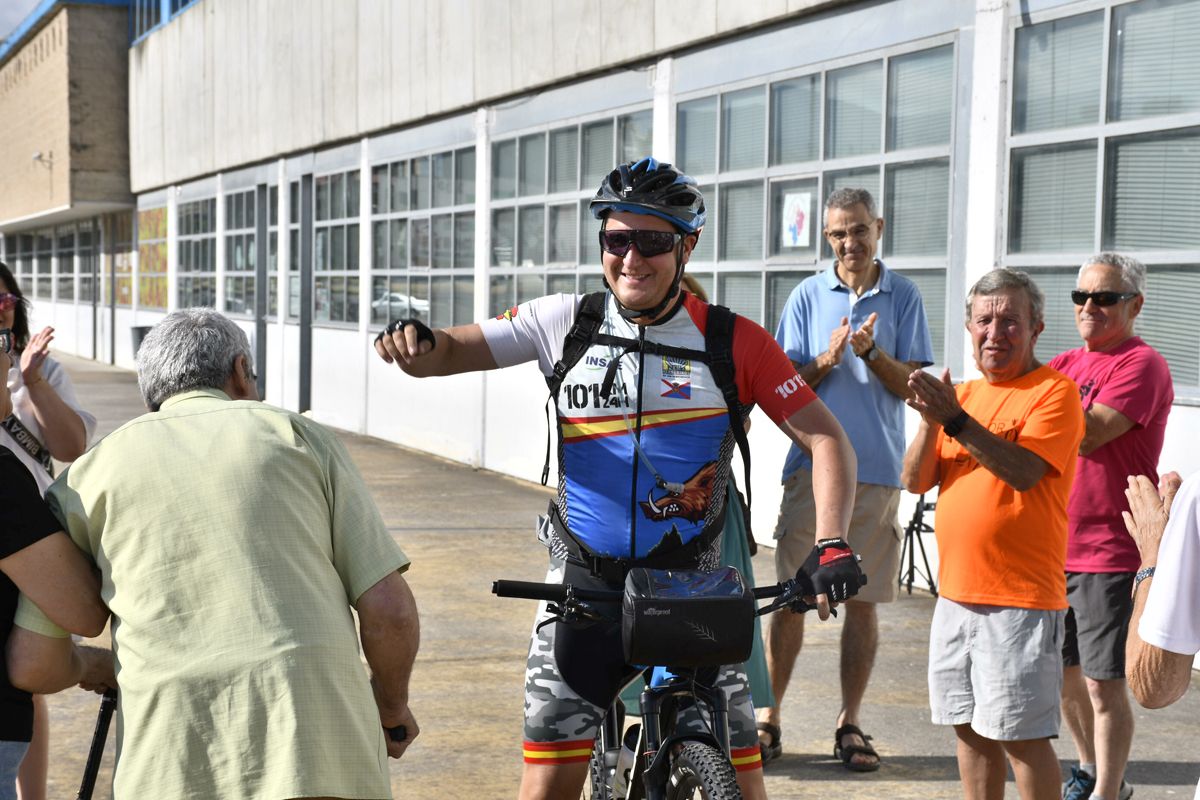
[898,494,938,596]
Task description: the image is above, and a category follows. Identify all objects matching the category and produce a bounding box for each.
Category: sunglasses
[0,292,18,311]
[1071,290,1139,307]
[598,229,681,258]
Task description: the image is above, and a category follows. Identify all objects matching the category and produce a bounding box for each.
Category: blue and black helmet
[589,157,706,234]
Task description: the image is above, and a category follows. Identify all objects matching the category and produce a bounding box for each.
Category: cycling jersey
[481,291,816,561]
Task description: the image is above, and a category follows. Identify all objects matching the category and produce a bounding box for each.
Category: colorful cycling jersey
[480,291,817,561]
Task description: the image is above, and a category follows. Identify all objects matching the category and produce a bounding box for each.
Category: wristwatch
[860,344,880,362]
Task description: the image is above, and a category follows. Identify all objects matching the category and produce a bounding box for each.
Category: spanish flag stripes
[523,739,593,764]
[730,745,762,772]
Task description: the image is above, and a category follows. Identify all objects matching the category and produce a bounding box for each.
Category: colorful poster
[780,192,811,250]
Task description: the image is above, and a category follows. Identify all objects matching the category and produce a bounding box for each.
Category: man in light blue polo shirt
[757,188,933,772]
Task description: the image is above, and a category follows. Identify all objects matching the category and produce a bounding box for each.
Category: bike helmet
[589,157,706,233]
[590,158,706,321]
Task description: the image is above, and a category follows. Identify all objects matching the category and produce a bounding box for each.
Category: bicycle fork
[638,681,731,800]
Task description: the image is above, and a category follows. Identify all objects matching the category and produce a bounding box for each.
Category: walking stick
[77,688,117,800]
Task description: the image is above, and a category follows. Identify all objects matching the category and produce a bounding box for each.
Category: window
[77,222,97,303]
[224,189,255,316]
[677,42,955,346]
[104,213,134,308]
[371,147,474,328]
[138,207,169,310]
[34,231,51,300]
[314,170,359,324]
[1007,0,1200,392]
[489,109,649,315]
[176,199,215,309]
[56,226,75,302]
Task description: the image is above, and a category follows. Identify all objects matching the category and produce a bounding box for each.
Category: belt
[545,501,726,585]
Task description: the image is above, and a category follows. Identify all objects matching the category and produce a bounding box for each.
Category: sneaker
[1063,766,1096,800]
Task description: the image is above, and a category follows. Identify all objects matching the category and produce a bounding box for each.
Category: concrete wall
[0,9,72,224]
[128,0,848,192]
[67,5,133,206]
[0,5,131,229]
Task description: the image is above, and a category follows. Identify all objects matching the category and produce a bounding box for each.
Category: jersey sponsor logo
[496,306,519,321]
[583,354,610,370]
[661,379,691,399]
[661,356,691,380]
[639,461,717,523]
[774,374,807,399]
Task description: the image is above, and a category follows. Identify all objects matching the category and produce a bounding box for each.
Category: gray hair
[965,268,1045,326]
[137,308,253,411]
[825,187,878,220]
[1079,252,1147,295]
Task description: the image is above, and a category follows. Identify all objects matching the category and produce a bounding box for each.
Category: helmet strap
[610,240,688,323]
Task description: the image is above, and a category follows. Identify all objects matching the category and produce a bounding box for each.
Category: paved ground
[37,352,1200,799]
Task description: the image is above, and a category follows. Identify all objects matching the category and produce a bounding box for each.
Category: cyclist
[375,157,859,800]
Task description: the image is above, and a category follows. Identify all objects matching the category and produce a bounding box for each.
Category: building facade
[2,0,1199,545]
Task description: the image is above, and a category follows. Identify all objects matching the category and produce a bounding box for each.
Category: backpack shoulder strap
[704,303,752,509]
[547,291,607,397]
[541,291,607,486]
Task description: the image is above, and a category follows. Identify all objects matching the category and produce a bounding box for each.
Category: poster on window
[780,192,811,250]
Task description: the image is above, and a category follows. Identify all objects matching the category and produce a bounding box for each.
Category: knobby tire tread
[665,741,741,800]
[587,734,614,800]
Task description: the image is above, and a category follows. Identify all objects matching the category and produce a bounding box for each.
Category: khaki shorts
[928,597,1064,741]
[772,469,901,603]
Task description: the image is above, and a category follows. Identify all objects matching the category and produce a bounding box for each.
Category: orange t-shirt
[934,365,1083,610]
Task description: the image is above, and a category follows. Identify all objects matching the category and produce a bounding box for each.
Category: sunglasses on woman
[1070,290,1139,307]
[598,229,681,258]
[0,292,19,311]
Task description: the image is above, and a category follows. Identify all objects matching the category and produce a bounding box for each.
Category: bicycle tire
[664,741,742,800]
[586,733,614,800]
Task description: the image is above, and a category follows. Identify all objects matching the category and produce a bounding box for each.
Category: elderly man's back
[43,388,407,799]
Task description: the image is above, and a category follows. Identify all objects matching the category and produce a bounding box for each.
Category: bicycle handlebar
[491,579,789,602]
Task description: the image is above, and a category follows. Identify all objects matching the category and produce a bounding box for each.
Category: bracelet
[1132,565,1155,597]
[942,410,970,438]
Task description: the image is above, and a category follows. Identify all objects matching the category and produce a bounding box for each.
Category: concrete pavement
[36,352,1200,799]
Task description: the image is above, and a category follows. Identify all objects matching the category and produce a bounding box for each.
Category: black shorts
[1062,571,1134,680]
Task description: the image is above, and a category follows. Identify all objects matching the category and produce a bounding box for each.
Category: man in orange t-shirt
[902,268,1084,800]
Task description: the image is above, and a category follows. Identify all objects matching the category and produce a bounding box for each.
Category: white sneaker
[1118,781,1134,800]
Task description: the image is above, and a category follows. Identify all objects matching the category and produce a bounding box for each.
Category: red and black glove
[795,538,867,603]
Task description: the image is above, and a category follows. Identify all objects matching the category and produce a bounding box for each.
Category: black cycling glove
[794,538,867,603]
[375,318,437,351]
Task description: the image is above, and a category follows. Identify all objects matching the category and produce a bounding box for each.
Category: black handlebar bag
[621,566,755,667]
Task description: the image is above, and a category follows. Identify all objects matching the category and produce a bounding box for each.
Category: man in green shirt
[7,308,419,800]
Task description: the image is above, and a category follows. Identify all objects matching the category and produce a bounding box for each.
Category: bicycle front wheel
[665,741,742,800]
[586,733,614,800]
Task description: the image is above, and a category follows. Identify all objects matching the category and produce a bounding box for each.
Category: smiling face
[600,211,695,321]
[1075,262,1143,353]
[824,203,883,287]
[968,288,1043,383]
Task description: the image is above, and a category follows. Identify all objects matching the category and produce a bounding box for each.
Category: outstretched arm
[374,322,498,377]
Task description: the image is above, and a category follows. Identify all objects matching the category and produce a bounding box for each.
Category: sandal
[834,723,880,772]
[757,722,782,763]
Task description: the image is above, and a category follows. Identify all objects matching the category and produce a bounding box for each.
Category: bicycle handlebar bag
[621,566,755,667]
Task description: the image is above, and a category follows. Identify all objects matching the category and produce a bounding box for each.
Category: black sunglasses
[1071,290,1139,307]
[598,229,681,258]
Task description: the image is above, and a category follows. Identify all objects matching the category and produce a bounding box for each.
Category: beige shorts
[772,469,901,604]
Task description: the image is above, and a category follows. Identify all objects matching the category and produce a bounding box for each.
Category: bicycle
[494,565,832,800]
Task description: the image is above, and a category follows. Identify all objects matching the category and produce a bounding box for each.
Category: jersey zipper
[629,325,647,560]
